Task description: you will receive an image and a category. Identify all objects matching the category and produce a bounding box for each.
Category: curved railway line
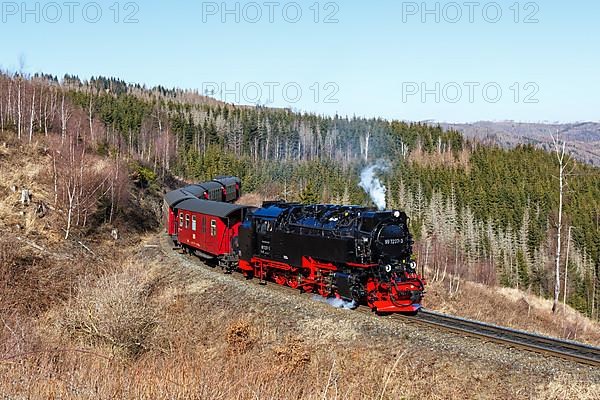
[160,235,600,368]
[393,309,600,367]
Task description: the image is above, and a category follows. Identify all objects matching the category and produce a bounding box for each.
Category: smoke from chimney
[359,161,390,211]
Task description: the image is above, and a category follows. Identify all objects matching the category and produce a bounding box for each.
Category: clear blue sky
[1,0,598,123]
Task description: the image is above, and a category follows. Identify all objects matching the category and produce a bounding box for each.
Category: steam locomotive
[166,188,425,314]
[238,202,425,314]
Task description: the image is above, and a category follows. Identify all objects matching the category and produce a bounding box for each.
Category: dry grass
[1,245,598,400]
[0,138,63,247]
[225,320,257,356]
[535,374,600,399]
[0,235,82,317]
[59,264,159,357]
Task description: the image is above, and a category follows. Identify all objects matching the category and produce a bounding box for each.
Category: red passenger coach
[175,199,252,271]
[164,176,243,241]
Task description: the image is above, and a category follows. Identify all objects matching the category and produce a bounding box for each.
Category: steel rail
[393,309,600,367]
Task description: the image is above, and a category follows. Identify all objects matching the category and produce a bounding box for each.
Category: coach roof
[164,189,196,207]
[181,182,221,196]
[213,176,240,185]
[176,198,250,218]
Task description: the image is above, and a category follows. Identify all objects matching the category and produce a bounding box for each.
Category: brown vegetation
[60,265,159,357]
[3,244,599,400]
[408,145,472,170]
[236,192,265,207]
[226,320,256,355]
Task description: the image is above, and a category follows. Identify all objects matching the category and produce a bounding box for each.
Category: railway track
[393,309,600,367]
[160,235,600,368]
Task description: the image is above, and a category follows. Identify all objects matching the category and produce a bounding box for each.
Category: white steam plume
[313,295,356,310]
[359,161,390,211]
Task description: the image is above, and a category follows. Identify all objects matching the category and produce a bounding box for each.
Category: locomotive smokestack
[359,161,389,211]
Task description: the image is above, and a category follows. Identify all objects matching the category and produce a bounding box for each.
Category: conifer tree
[300,181,320,205]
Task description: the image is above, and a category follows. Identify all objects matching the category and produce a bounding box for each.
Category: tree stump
[36,202,48,218]
[20,189,31,206]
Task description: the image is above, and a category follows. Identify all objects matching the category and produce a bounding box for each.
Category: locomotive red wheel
[302,285,313,294]
[274,275,287,286]
[318,286,330,297]
[287,278,299,289]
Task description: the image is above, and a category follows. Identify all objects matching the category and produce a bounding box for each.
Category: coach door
[204,216,218,253]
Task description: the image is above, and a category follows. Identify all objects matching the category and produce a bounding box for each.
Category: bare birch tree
[60,92,72,142]
[16,75,22,139]
[28,84,35,142]
[563,225,574,310]
[0,76,4,132]
[551,131,569,313]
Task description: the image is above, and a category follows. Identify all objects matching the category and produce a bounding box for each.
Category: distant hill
[441,121,600,166]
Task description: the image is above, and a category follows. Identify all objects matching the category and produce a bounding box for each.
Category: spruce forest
[1,72,599,319]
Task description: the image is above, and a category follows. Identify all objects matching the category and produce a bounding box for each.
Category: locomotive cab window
[256,219,273,234]
[191,216,197,231]
[210,220,217,237]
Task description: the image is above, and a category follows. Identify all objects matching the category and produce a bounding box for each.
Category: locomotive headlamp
[409,261,417,271]
[393,210,401,218]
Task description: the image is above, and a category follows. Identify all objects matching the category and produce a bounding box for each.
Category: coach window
[185,215,190,229]
[192,216,197,231]
[179,212,184,228]
[210,220,217,237]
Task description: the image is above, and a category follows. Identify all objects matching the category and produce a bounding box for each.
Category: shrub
[226,320,255,355]
[62,265,158,357]
[131,162,157,190]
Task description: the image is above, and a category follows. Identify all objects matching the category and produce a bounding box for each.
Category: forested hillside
[444,121,600,166]
[0,72,598,319]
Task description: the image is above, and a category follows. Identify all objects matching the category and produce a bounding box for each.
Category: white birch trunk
[29,88,35,142]
[552,133,567,313]
[17,79,22,140]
